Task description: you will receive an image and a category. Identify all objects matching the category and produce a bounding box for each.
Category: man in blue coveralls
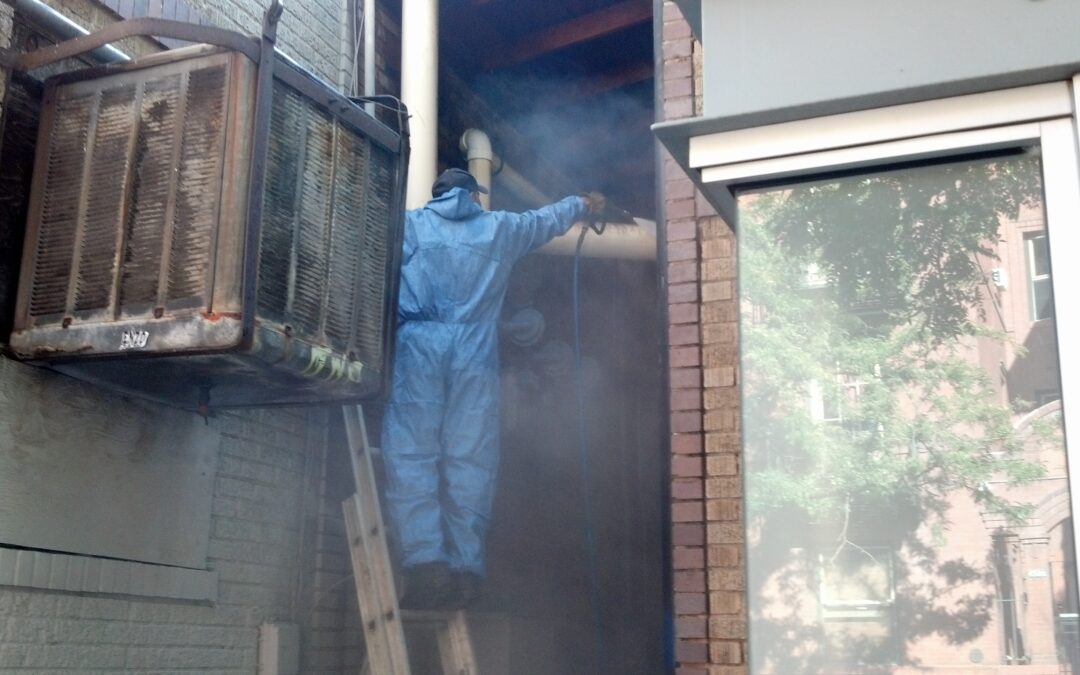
[382,167,603,610]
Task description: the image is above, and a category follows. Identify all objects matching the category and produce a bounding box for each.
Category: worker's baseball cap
[432,168,489,198]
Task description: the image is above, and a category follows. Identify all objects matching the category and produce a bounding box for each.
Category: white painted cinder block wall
[186,0,354,91]
[0,0,363,671]
[0,395,356,673]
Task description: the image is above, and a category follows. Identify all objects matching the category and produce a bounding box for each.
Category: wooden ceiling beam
[574,60,653,97]
[486,0,651,70]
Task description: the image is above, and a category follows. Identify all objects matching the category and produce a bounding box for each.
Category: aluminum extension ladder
[341,405,479,675]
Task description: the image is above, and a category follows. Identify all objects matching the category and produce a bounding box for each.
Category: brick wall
[185,0,349,87]
[29,0,362,90]
[661,2,748,673]
[0,363,340,672]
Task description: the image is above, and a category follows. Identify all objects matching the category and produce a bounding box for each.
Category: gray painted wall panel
[702,0,1080,120]
[0,358,220,569]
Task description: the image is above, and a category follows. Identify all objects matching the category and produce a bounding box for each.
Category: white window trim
[701,123,1042,186]
[701,79,1080,605]
[1041,111,1080,583]
[689,81,1071,170]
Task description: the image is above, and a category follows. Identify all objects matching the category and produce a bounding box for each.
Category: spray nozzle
[581,192,637,235]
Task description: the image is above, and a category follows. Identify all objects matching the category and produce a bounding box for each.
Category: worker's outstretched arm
[497,195,590,260]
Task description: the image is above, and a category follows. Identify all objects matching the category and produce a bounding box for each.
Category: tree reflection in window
[739,151,1075,673]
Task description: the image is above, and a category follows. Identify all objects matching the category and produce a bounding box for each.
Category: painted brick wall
[0,362,336,672]
[184,0,350,87]
[661,2,748,673]
[28,1,156,56]
[0,0,401,671]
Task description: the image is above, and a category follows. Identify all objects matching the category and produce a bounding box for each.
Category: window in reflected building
[1026,233,1054,322]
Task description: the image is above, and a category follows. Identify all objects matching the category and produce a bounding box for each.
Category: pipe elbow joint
[460,128,493,162]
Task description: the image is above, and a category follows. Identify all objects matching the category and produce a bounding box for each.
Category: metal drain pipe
[401,0,438,209]
[363,0,375,109]
[460,128,493,210]
[13,0,129,64]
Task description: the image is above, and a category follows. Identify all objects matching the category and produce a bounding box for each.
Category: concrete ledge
[0,547,218,602]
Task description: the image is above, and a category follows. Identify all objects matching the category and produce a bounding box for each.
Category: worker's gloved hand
[581,191,606,216]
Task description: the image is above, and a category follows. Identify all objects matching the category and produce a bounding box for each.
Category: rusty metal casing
[9,43,409,408]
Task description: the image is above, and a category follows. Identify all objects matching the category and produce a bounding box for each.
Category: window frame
[696,76,1080,642]
[1025,232,1055,322]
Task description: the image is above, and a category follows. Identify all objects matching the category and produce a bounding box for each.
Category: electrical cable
[347,94,409,141]
[573,222,608,673]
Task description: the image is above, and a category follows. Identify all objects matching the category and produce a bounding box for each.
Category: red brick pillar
[701,218,745,672]
[1021,537,1057,664]
[661,3,748,673]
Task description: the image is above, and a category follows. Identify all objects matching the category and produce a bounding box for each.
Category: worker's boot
[399,561,454,610]
[444,571,482,610]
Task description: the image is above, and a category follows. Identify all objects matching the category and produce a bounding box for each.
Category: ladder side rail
[436,611,479,675]
[343,497,403,674]
[342,405,412,674]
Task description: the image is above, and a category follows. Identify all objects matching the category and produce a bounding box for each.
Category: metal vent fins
[259,80,393,364]
[12,46,407,407]
[28,64,229,322]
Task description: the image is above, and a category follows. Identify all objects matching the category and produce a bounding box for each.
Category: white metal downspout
[401,0,438,209]
[460,128,493,210]
[363,0,375,115]
[13,0,129,63]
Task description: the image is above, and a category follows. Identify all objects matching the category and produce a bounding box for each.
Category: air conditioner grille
[357,144,394,365]
[258,80,395,362]
[30,93,93,318]
[257,80,302,323]
[167,65,228,305]
[324,125,367,354]
[290,96,333,339]
[74,84,136,313]
[23,64,230,320]
[119,75,183,309]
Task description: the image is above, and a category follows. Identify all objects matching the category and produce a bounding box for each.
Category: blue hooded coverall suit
[382,187,587,576]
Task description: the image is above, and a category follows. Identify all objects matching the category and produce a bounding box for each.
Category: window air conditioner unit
[7,9,409,408]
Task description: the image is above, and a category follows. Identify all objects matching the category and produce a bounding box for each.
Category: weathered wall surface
[183,0,351,88]
[0,0,392,671]
[0,360,344,673]
[700,0,1080,121]
[661,1,748,673]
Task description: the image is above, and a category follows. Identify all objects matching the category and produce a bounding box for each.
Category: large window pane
[738,152,1077,673]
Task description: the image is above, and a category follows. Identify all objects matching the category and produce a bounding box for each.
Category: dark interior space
[413,1,665,671]
[486,255,664,674]
[427,0,657,217]
[370,1,665,671]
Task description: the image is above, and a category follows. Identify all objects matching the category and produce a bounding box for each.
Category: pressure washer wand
[604,202,636,225]
[584,195,635,235]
